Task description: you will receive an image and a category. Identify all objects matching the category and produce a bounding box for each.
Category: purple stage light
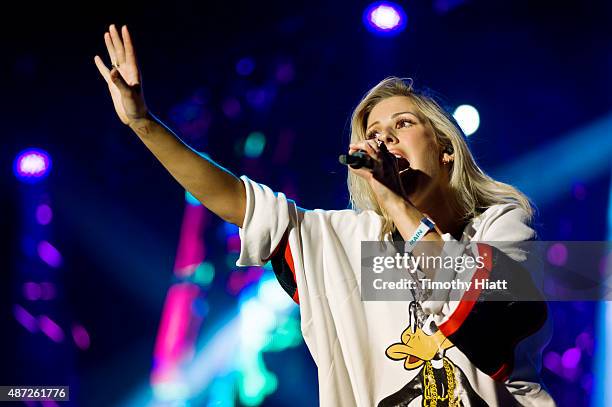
[36,203,53,225]
[14,148,52,182]
[562,347,582,369]
[39,315,64,342]
[547,243,568,267]
[23,282,41,301]
[14,304,38,332]
[37,240,63,268]
[72,324,91,350]
[363,2,407,36]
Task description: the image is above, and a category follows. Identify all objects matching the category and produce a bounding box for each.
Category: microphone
[338,151,374,169]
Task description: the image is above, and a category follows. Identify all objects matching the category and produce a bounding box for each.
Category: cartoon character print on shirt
[377,301,488,407]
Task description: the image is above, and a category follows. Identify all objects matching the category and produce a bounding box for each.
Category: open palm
[94,24,148,125]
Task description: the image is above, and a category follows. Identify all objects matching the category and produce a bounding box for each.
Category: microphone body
[338,151,374,169]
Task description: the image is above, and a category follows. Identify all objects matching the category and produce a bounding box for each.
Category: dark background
[2,0,611,405]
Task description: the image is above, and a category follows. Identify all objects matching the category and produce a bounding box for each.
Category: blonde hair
[348,77,534,240]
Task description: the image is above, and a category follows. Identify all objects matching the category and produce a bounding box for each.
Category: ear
[441,144,454,164]
[442,152,454,164]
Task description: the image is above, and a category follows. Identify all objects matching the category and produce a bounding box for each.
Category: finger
[110,67,130,94]
[94,55,111,82]
[363,142,380,160]
[122,25,137,66]
[109,24,126,65]
[349,140,379,155]
[104,32,117,66]
[365,139,380,153]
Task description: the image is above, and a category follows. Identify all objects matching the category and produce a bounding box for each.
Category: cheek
[399,133,438,170]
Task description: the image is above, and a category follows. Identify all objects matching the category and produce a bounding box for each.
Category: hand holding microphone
[340,139,411,202]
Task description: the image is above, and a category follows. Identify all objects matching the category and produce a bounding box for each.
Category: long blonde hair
[348,77,534,240]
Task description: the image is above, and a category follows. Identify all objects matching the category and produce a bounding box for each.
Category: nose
[375,129,399,145]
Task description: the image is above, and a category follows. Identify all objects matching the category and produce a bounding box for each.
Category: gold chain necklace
[422,358,459,407]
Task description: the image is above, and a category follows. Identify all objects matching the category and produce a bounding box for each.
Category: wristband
[404,216,436,253]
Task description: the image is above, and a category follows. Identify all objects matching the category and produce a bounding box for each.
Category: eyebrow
[367,111,418,130]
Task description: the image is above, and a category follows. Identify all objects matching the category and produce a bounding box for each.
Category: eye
[366,131,379,140]
[396,118,414,128]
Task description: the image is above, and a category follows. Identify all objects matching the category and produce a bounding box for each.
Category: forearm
[128,112,246,226]
[383,194,444,278]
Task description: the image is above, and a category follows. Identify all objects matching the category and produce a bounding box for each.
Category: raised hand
[94,24,148,125]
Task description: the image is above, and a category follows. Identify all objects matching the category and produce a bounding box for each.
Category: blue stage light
[13,148,52,183]
[363,2,407,36]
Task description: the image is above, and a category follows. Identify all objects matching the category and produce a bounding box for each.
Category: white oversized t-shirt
[236,175,556,407]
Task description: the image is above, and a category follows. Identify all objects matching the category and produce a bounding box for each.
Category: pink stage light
[153,283,202,370]
[39,315,64,342]
[174,204,207,277]
[226,234,241,253]
[72,324,91,350]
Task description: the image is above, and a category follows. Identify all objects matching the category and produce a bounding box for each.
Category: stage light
[193,262,215,287]
[39,315,64,342]
[363,2,407,36]
[227,233,241,253]
[258,277,294,312]
[225,253,240,270]
[37,240,62,268]
[244,132,266,158]
[543,351,561,374]
[547,243,568,267]
[72,324,91,350]
[14,305,38,333]
[236,57,255,76]
[184,190,201,206]
[453,104,480,136]
[13,148,52,182]
[191,297,209,318]
[561,347,581,369]
[36,203,53,225]
[23,282,41,301]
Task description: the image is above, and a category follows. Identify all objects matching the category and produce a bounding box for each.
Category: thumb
[110,68,130,94]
